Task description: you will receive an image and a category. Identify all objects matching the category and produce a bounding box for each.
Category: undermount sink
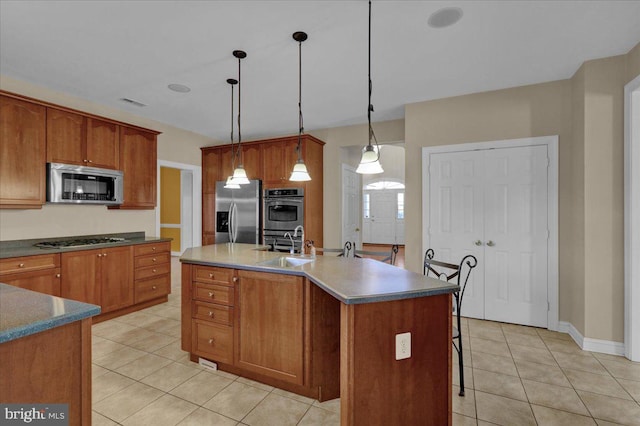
[257,256,315,268]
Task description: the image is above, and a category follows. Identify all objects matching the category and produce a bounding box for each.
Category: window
[364,181,405,190]
[363,193,370,218]
[397,192,404,219]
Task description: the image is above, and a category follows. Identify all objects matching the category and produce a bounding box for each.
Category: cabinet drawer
[0,254,60,275]
[1,268,61,296]
[193,265,235,286]
[133,242,170,257]
[134,263,170,280]
[192,320,233,364]
[135,275,170,304]
[192,301,233,326]
[135,252,170,268]
[194,282,234,306]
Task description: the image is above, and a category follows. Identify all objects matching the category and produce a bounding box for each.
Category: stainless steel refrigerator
[215,180,262,244]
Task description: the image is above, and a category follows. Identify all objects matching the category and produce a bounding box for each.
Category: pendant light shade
[224,78,240,189]
[232,49,250,184]
[356,1,383,175]
[289,31,311,182]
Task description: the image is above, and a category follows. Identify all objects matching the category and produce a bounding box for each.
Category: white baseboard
[557,321,626,356]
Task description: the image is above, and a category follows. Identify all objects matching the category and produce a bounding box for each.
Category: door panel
[483,146,548,327]
[429,151,485,319]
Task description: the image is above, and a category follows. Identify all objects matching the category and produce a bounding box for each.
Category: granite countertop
[0,232,171,259]
[180,243,458,305]
[0,283,100,344]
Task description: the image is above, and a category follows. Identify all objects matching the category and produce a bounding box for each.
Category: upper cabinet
[47,108,120,169]
[262,139,298,185]
[110,127,157,209]
[0,95,46,208]
[0,91,159,210]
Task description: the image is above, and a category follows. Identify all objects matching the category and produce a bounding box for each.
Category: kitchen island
[180,243,458,425]
[0,283,100,426]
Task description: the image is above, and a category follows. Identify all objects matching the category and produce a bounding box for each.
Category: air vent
[119,98,146,107]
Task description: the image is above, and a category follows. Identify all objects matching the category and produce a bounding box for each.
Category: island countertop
[180,243,458,304]
[0,283,101,343]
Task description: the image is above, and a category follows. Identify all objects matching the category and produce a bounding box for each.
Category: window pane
[397,192,404,219]
[363,193,370,218]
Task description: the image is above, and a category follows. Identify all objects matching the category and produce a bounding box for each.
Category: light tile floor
[92,258,640,425]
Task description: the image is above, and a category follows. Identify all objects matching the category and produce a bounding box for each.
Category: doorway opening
[156,160,202,255]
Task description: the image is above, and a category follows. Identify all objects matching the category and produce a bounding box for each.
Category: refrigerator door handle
[228,202,235,243]
[232,202,239,243]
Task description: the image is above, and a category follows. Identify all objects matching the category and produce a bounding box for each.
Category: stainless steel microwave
[47,162,124,205]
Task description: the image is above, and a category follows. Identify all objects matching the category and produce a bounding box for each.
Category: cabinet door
[235,270,304,385]
[262,140,298,184]
[218,146,235,183]
[100,246,133,313]
[202,148,220,193]
[86,118,119,169]
[61,249,100,305]
[46,108,86,166]
[1,268,61,296]
[0,95,46,207]
[118,127,157,208]
[240,143,262,180]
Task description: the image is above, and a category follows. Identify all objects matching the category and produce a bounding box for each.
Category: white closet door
[483,146,549,327]
[429,150,485,319]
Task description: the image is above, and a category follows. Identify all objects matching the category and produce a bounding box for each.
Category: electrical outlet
[395,332,411,360]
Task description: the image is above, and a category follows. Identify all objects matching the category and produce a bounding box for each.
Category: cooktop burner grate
[35,237,127,249]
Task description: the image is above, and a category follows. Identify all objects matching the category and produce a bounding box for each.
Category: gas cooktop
[35,237,127,249]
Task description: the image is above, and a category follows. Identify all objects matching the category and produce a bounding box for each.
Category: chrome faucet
[293,225,305,255]
[284,232,295,254]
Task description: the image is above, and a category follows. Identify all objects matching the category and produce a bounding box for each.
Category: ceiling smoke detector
[168,83,191,93]
[428,7,463,29]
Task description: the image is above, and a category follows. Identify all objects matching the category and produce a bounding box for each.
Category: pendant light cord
[230,82,235,168]
[367,0,380,161]
[297,37,304,160]
[237,54,243,165]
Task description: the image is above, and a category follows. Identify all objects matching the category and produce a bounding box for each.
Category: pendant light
[356,0,384,175]
[224,78,240,189]
[231,49,250,185]
[289,31,311,182]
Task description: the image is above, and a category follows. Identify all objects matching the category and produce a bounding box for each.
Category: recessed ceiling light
[428,7,463,29]
[168,83,191,93]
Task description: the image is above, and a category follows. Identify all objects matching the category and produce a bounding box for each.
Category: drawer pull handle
[208,292,214,298]
[208,311,214,318]
[233,277,239,283]
[152,258,157,262]
[18,263,25,268]
[97,254,102,258]
[152,269,157,273]
[55,273,61,278]
[152,285,157,290]
[103,253,108,257]
[152,247,156,251]
[209,273,214,278]
[208,338,214,345]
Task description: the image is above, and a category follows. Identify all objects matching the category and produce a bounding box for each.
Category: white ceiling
[1,1,639,143]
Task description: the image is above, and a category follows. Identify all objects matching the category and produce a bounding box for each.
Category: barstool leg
[458,338,465,396]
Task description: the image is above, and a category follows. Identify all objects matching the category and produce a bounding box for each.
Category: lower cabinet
[0,253,61,296]
[61,246,133,312]
[235,270,304,385]
[182,263,340,401]
[134,242,171,303]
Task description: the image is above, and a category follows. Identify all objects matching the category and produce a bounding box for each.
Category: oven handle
[265,198,303,204]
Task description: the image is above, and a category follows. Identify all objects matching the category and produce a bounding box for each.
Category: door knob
[487,240,495,247]
[355,228,360,232]
[474,240,483,246]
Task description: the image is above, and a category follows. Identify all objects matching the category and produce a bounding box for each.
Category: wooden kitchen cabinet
[112,126,158,209]
[46,110,120,169]
[235,269,304,385]
[200,134,324,247]
[0,253,61,296]
[61,246,133,311]
[133,241,171,304]
[0,95,46,208]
